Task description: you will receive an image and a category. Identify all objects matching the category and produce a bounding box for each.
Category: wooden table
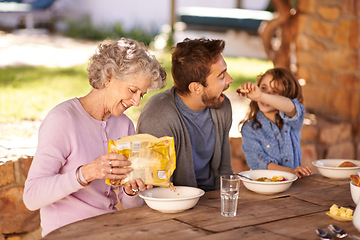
[44,174,360,240]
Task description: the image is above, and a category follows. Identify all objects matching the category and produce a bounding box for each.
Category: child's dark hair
[240,67,303,131]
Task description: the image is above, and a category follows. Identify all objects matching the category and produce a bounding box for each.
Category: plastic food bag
[105,134,176,188]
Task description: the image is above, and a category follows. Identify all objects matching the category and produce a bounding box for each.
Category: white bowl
[350,181,360,205]
[312,159,360,179]
[139,186,205,213]
[238,170,298,195]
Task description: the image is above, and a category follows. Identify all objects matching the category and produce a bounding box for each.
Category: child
[239,67,311,178]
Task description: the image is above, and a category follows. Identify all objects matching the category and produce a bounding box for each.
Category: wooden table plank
[195,226,294,240]
[47,218,209,240]
[287,174,350,193]
[44,204,210,240]
[176,196,328,232]
[307,174,352,186]
[291,184,354,207]
[258,211,360,240]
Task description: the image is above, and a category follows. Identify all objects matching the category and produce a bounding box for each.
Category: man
[137,38,234,191]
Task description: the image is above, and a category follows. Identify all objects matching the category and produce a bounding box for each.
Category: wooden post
[170,0,175,31]
[259,0,295,69]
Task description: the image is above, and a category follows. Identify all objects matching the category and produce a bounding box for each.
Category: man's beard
[201,91,223,109]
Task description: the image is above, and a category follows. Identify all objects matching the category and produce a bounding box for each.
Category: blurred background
[0,0,275,154]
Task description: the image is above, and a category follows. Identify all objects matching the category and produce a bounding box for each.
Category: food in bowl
[339,161,357,167]
[351,175,360,187]
[326,204,353,221]
[256,176,286,182]
[238,170,297,195]
[139,186,205,213]
[312,159,360,179]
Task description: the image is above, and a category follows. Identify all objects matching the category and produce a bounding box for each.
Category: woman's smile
[121,100,130,110]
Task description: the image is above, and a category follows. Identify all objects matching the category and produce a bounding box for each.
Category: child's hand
[238,82,262,101]
[293,165,312,178]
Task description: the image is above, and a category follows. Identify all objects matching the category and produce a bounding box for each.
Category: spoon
[316,229,332,240]
[328,224,360,240]
[236,173,253,181]
[328,224,347,238]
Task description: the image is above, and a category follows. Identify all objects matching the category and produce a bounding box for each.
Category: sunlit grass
[0,53,272,123]
[226,56,274,88]
[0,65,91,122]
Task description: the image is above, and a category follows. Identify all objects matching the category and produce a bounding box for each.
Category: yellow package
[105,134,176,188]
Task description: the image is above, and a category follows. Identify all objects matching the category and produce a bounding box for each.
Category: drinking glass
[220,174,240,217]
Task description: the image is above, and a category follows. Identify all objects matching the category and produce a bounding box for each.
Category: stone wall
[0,156,41,240]
[301,113,355,171]
[295,0,360,160]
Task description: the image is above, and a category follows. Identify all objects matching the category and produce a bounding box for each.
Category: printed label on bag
[116,142,131,150]
[157,170,166,179]
[132,141,140,152]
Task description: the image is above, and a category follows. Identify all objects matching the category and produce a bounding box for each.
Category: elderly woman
[23,38,166,237]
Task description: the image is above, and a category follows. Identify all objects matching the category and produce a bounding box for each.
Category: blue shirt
[241,98,305,170]
[175,93,215,190]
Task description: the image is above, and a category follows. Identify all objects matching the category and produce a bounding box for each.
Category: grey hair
[87,38,166,90]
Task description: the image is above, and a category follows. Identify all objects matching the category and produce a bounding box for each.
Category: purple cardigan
[23,98,144,237]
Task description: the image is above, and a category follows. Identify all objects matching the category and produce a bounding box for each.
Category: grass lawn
[0,53,272,123]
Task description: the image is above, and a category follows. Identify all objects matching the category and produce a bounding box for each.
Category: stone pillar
[296,0,360,160]
[0,156,41,239]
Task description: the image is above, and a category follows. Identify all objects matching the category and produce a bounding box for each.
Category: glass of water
[220,174,240,217]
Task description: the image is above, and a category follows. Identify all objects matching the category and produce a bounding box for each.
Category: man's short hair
[171,38,225,95]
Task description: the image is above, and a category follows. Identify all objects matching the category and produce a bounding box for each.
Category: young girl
[239,67,311,178]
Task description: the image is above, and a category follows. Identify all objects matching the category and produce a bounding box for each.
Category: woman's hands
[81,153,132,183]
[123,179,153,196]
[79,153,153,195]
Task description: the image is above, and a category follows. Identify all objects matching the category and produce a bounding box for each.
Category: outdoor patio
[0,1,359,239]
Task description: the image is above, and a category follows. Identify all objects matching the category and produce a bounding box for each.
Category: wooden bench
[178,7,273,34]
[0,0,57,31]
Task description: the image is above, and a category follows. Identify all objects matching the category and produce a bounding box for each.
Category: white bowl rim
[139,186,205,201]
[350,181,360,187]
[312,159,360,170]
[238,170,298,185]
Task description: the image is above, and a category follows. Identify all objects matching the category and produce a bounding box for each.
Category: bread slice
[339,161,356,167]
[350,175,360,187]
